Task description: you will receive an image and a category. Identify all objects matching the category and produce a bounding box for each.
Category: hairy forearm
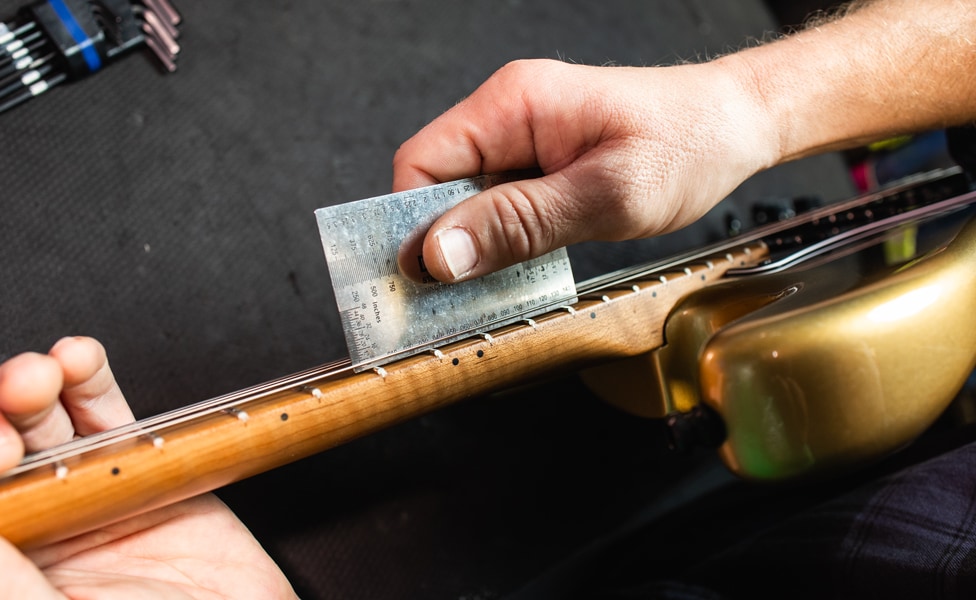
[391,1,976,282]
[721,0,976,166]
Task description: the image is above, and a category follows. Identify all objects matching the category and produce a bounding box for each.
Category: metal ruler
[315,175,578,371]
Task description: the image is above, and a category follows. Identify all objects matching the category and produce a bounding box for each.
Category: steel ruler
[315,175,578,371]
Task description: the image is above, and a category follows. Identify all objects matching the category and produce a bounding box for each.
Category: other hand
[0,336,296,599]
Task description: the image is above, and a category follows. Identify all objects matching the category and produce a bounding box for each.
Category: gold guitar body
[586,207,976,480]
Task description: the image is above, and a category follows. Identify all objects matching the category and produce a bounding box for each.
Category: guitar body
[587,207,976,480]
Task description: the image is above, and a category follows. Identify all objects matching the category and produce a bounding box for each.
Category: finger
[391,95,505,192]
[409,153,667,283]
[391,113,491,193]
[391,126,473,191]
[0,414,25,472]
[409,174,573,283]
[50,337,134,435]
[392,59,571,192]
[0,537,61,600]
[0,352,73,456]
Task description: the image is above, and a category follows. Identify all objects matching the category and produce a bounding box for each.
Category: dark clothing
[596,433,976,600]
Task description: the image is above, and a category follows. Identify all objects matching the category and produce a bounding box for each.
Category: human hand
[0,336,296,599]
[393,57,775,282]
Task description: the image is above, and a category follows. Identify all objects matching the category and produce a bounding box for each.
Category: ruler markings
[315,175,578,371]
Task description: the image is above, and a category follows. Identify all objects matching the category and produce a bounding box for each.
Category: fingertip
[418,177,563,283]
[49,336,106,387]
[53,336,134,434]
[0,353,63,417]
[391,133,446,193]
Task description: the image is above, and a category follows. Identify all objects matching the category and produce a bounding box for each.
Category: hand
[393,58,774,282]
[394,1,976,285]
[0,337,296,599]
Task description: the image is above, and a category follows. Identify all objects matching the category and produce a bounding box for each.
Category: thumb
[0,537,61,599]
[407,172,617,283]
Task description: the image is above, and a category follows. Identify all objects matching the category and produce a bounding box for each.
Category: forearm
[722,0,976,165]
[391,1,976,282]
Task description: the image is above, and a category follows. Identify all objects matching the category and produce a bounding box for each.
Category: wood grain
[0,242,766,549]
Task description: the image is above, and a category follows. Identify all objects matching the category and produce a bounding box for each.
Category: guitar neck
[0,242,765,549]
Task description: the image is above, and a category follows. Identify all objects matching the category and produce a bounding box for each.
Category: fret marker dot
[452,358,460,366]
[281,413,289,421]
[111,467,120,476]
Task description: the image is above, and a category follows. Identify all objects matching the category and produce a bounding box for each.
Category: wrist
[692,55,782,176]
[720,1,976,167]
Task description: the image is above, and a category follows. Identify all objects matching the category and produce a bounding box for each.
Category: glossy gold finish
[708,219,976,479]
[662,216,976,480]
[587,212,976,480]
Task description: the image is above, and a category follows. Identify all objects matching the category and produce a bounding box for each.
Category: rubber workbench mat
[0,2,854,598]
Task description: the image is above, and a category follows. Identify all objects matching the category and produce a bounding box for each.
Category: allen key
[0,0,183,115]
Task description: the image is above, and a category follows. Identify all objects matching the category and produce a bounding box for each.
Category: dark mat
[0,1,855,598]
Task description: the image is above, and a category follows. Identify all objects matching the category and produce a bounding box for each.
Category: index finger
[391,61,554,192]
[0,352,67,470]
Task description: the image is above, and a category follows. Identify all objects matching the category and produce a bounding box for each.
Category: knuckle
[485,187,556,261]
[492,58,562,91]
[390,145,411,174]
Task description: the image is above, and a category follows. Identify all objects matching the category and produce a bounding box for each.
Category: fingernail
[434,227,479,280]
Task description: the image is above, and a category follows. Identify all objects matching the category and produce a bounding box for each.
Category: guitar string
[6,169,973,478]
[5,359,354,476]
[579,167,971,291]
[728,190,976,275]
[5,237,748,478]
